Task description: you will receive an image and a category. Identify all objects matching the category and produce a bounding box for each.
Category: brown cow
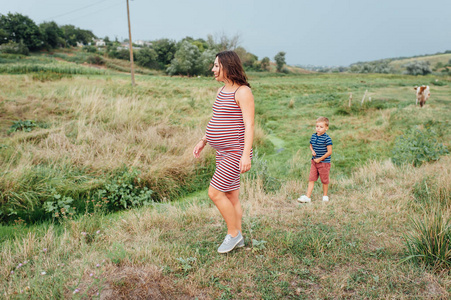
[414,85,430,107]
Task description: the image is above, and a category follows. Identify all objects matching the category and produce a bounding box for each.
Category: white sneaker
[297,195,311,203]
[322,196,329,202]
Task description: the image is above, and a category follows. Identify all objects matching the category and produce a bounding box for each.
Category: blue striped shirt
[310,133,333,163]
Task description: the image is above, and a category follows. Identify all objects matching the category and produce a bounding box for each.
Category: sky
[1,0,451,66]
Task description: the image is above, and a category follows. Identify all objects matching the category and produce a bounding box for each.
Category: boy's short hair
[316,116,329,126]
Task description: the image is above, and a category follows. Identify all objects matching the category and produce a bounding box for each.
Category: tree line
[0,12,288,76]
[0,13,95,54]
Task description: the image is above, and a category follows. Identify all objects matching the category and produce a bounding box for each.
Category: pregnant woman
[193,50,254,253]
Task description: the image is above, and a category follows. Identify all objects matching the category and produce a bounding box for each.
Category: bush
[392,127,449,167]
[274,51,286,73]
[431,79,447,86]
[404,61,432,76]
[43,190,76,219]
[135,47,158,69]
[32,71,72,82]
[260,57,270,71]
[0,41,29,55]
[404,209,451,270]
[246,152,281,192]
[94,167,154,211]
[86,55,104,65]
[83,45,97,53]
[167,40,201,76]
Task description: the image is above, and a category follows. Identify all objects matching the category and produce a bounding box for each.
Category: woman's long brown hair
[216,51,251,88]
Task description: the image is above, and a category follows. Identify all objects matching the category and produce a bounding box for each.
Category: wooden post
[361,89,368,105]
[126,0,135,86]
[349,93,352,107]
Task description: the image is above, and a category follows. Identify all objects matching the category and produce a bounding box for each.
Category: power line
[63,1,123,24]
[45,0,114,21]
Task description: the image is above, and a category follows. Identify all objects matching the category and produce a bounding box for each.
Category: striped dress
[206,87,252,192]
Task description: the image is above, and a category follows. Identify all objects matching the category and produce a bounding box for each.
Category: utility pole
[126,0,135,86]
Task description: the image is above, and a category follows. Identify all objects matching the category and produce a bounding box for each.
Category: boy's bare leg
[306,181,315,198]
[323,184,328,196]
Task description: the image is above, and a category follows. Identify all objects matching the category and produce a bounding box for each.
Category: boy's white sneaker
[297,195,311,203]
[322,196,329,202]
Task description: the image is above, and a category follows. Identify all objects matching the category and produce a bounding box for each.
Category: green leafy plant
[252,239,267,253]
[176,257,196,272]
[8,119,37,134]
[43,190,76,219]
[392,127,449,167]
[95,167,154,211]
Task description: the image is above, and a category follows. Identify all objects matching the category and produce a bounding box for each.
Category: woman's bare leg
[225,189,242,233]
[208,186,239,237]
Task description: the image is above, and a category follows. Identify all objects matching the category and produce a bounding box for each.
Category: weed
[107,243,128,266]
[392,127,449,167]
[245,151,281,192]
[7,119,37,134]
[251,239,267,253]
[32,71,72,82]
[176,257,196,273]
[95,167,154,211]
[404,209,451,270]
[43,190,76,219]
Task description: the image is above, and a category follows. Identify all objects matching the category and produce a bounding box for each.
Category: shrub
[32,71,72,82]
[391,127,449,167]
[86,55,104,65]
[166,40,201,76]
[95,167,154,211]
[404,209,451,270]
[0,41,29,55]
[246,152,281,192]
[431,80,447,86]
[404,61,432,76]
[260,57,270,71]
[136,47,158,69]
[43,190,76,219]
[274,51,286,72]
[83,45,97,53]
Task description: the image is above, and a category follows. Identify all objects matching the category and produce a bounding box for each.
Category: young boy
[298,116,333,203]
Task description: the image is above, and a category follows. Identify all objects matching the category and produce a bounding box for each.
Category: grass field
[0,64,450,298]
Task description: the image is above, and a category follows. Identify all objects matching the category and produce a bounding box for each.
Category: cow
[414,85,430,107]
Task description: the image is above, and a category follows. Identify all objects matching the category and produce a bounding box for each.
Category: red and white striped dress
[206,87,252,192]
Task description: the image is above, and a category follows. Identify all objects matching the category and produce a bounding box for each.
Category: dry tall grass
[0,75,221,202]
[2,157,450,298]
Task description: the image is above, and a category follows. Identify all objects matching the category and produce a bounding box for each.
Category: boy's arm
[309,143,316,156]
[315,145,332,162]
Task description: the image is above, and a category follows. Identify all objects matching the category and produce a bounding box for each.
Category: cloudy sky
[1,0,450,66]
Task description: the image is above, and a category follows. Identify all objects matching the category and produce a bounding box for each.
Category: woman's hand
[240,155,251,173]
[193,140,206,158]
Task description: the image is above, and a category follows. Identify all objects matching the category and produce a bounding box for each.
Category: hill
[388,53,451,72]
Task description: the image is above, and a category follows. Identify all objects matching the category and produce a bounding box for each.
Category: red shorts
[309,160,331,184]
